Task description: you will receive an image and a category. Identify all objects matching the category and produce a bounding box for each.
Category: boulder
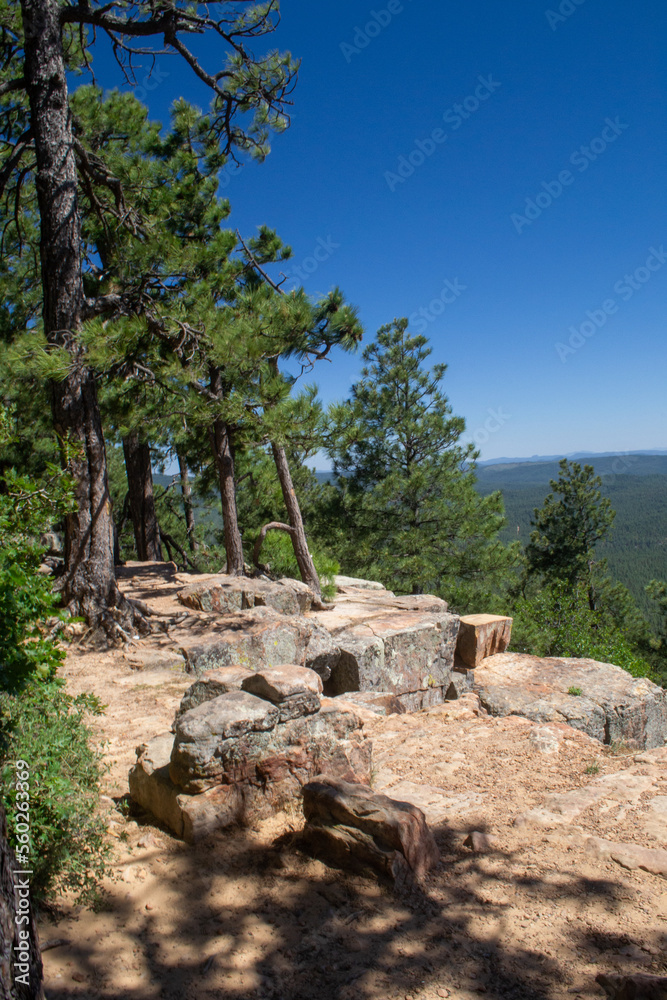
[178,606,339,681]
[584,836,667,878]
[474,653,667,749]
[129,734,242,842]
[130,699,371,840]
[170,691,370,795]
[446,666,475,700]
[301,778,439,882]
[324,610,459,704]
[456,614,513,668]
[241,664,322,721]
[170,691,280,792]
[178,574,315,616]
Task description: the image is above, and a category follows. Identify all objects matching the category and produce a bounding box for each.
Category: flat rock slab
[242,664,322,721]
[334,691,405,716]
[176,666,255,718]
[323,610,459,700]
[302,778,439,881]
[123,648,186,673]
[179,574,315,616]
[334,575,387,592]
[585,836,667,878]
[456,614,513,667]
[474,653,667,748]
[179,606,338,681]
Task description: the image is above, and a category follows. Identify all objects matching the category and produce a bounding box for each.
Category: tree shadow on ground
[39,807,665,1000]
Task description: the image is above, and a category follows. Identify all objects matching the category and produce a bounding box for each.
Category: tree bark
[20,0,137,635]
[122,432,163,562]
[0,804,44,1000]
[208,368,244,575]
[177,451,198,554]
[271,442,321,597]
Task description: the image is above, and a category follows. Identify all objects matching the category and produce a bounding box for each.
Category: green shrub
[510,583,654,679]
[0,681,111,906]
[250,529,340,600]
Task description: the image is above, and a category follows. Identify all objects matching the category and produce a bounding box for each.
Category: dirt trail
[38,576,667,1000]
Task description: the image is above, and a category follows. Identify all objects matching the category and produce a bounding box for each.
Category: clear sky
[91,0,667,461]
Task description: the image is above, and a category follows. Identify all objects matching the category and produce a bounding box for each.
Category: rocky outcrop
[319,597,459,711]
[456,613,512,667]
[130,666,371,841]
[475,653,667,749]
[179,575,316,616]
[301,777,439,882]
[178,606,339,681]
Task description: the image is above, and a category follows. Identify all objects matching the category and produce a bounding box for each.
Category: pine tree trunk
[271,442,321,597]
[122,432,163,562]
[209,418,244,575]
[20,0,136,635]
[0,804,44,1000]
[177,451,198,554]
[208,367,244,575]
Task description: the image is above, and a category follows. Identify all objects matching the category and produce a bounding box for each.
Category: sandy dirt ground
[37,573,667,1000]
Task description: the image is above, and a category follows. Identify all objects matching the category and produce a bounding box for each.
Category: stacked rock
[130,664,371,842]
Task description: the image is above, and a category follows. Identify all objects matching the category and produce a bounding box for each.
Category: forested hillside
[475,456,667,622]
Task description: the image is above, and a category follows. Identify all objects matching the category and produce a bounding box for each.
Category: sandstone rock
[179,606,339,681]
[170,692,280,792]
[456,614,513,667]
[125,648,186,673]
[584,836,667,877]
[324,610,459,702]
[171,692,369,796]
[241,664,322,721]
[474,653,667,748]
[176,666,255,718]
[178,574,315,616]
[445,667,475,700]
[464,831,498,852]
[334,575,387,591]
[596,974,667,1000]
[301,778,439,881]
[334,691,405,716]
[129,735,242,842]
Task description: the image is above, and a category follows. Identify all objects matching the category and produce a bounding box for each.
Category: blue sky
[92,0,666,462]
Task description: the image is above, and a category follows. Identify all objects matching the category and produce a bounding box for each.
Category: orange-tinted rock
[456,614,513,667]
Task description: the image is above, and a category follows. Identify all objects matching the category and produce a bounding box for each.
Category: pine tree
[0,1,298,635]
[526,460,615,610]
[326,319,511,607]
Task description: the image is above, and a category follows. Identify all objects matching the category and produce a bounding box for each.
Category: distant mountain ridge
[477,449,667,467]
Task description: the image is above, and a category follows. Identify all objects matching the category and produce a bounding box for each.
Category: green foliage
[0,681,111,907]
[568,687,582,696]
[509,583,654,679]
[325,319,516,609]
[526,459,615,605]
[0,406,110,906]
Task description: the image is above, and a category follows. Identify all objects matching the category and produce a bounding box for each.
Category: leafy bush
[0,681,111,906]
[510,583,654,679]
[0,406,111,905]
